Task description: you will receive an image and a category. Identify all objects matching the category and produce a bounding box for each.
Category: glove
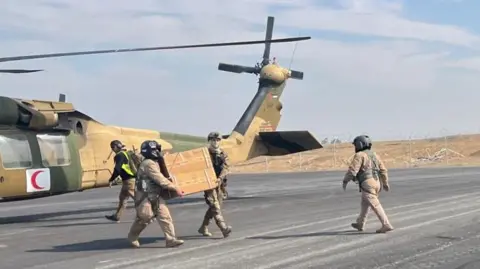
[342,181,347,191]
[383,183,390,192]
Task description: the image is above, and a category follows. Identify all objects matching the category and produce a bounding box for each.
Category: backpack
[126,149,142,175]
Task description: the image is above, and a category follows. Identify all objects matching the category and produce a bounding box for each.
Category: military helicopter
[0,16,323,202]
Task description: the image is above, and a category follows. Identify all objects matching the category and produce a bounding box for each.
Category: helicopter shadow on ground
[246,230,377,240]
[26,235,218,253]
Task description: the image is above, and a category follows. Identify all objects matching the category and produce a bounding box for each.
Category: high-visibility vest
[119,151,135,176]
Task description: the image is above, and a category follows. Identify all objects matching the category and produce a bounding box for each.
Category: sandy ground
[230,133,480,173]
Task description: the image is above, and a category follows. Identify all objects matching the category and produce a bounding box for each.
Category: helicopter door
[0,132,34,198]
[35,131,82,193]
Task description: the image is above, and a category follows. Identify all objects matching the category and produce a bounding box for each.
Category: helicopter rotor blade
[289,70,304,80]
[262,16,274,66]
[218,63,259,74]
[0,69,43,73]
[0,37,311,63]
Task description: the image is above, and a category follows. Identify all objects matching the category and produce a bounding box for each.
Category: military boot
[166,238,184,248]
[127,219,148,247]
[105,214,120,222]
[376,225,394,233]
[222,226,232,238]
[223,190,228,200]
[351,223,364,231]
[127,233,140,248]
[220,185,228,200]
[198,226,213,237]
[128,240,140,248]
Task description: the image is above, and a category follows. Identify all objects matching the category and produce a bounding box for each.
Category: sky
[1,0,480,142]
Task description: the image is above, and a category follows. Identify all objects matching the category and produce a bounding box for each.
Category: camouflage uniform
[113,177,135,220]
[198,132,232,238]
[105,140,137,222]
[342,135,394,233]
[127,140,184,248]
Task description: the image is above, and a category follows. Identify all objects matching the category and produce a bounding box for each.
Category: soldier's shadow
[26,235,218,253]
[247,230,376,240]
[36,221,114,228]
[26,237,161,252]
[180,235,225,240]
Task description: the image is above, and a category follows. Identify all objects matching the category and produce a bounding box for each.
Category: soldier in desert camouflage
[127,140,185,248]
[342,135,394,233]
[105,140,137,222]
[197,131,232,238]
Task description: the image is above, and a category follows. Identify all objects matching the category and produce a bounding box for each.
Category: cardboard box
[162,147,218,198]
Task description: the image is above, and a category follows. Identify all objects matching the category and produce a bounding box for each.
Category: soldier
[105,140,136,222]
[197,131,232,238]
[127,140,185,248]
[210,133,229,199]
[342,135,394,233]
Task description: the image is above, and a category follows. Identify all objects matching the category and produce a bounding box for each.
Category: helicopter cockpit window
[36,133,71,167]
[0,133,33,169]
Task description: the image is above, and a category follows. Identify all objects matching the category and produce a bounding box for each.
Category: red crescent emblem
[30,170,45,190]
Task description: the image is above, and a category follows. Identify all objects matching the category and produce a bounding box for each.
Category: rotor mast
[218,16,306,136]
[217,16,304,81]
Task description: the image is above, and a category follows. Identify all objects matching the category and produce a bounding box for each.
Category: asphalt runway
[1,166,480,269]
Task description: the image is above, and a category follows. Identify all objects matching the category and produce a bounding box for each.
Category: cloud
[0,0,479,141]
[275,6,480,47]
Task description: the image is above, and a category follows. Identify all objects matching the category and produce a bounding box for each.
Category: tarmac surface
[1,166,480,269]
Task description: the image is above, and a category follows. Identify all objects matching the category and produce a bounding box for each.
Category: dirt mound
[231,133,480,173]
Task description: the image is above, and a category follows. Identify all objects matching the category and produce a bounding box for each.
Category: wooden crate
[162,147,218,198]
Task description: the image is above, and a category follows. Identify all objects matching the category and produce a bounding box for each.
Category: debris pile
[411,147,464,165]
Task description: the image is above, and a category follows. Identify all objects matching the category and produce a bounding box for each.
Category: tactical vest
[355,150,380,184]
[210,150,226,177]
[119,150,135,177]
[135,159,173,204]
[135,159,148,190]
[134,159,157,216]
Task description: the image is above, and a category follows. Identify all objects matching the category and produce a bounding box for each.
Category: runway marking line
[152,195,480,268]
[95,190,480,269]
[373,234,480,269]
[256,204,480,268]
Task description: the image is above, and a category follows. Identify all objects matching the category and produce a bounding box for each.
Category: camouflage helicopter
[0,16,323,202]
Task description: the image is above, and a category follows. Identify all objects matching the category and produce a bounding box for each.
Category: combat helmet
[352,135,372,153]
[110,139,124,149]
[140,140,161,159]
[207,131,221,141]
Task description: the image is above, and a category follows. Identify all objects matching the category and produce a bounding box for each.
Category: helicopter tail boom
[215,16,322,163]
